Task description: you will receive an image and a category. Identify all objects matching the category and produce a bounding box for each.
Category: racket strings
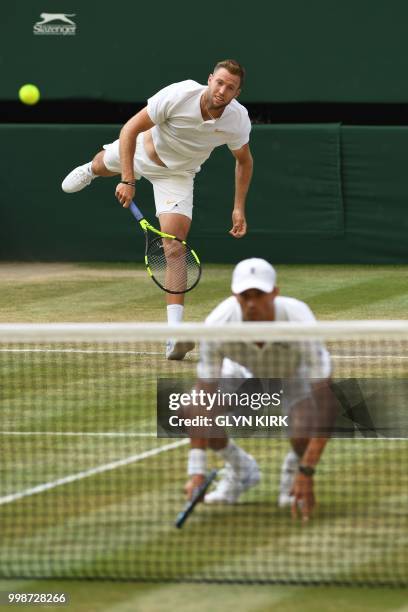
[147,237,200,293]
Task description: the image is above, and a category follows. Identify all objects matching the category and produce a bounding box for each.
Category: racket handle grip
[129,201,144,222]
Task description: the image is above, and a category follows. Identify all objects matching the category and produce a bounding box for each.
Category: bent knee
[92,150,118,176]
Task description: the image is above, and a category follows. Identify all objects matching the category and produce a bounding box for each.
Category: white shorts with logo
[103,134,195,219]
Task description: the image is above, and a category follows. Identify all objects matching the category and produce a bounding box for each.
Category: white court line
[0,438,188,507]
[0,431,157,437]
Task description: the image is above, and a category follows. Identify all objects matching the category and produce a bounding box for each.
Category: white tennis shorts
[219,358,313,414]
[103,134,195,219]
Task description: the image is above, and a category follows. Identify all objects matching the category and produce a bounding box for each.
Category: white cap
[231,258,276,294]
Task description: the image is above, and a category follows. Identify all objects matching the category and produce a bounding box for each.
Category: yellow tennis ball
[19,84,40,105]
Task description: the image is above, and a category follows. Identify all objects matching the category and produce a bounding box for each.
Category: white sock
[217,440,254,479]
[167,304,184,324]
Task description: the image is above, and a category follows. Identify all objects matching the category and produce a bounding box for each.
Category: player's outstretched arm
[183,380,219,499]
[291,437,328,523]
[230,144,253,238]
[291,379,338,523]
[184,450,207,500]
[115,108,155,208]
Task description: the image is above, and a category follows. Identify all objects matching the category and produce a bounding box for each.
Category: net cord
[0,321,408,343]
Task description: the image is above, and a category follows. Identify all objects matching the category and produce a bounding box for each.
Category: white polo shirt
[197,296,331,381]
[146,80,251,172]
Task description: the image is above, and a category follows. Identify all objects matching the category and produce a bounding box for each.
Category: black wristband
[120,180,136,187]
[298,465,315,477]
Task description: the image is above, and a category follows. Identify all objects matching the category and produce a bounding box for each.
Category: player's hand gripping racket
[175,470,217,528]
[129,201,201,294]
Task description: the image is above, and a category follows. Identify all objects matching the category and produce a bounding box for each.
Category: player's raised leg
[61,150,118,193]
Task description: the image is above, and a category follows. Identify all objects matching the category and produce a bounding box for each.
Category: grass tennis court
[1,263,408,610]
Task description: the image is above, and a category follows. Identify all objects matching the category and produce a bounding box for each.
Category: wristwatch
[298,464,315,477]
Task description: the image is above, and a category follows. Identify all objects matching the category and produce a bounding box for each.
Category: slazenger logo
[33,13,77,36]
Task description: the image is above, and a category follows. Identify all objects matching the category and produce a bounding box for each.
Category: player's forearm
[187,444,207,479]
[184,380,217,451]
[119,127,138,182]
[234,156,253,211]
[300,437,328,468]
[187,379,224,471]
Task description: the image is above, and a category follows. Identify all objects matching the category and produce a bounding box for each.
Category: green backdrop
[1,124,407,263]
[3,1,408,103]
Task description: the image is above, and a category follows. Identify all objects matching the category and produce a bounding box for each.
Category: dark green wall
[1,124,407,263]
[3,1,408,103]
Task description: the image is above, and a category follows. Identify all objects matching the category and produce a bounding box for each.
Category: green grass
[0,262,408,610]
[1,262,407,322]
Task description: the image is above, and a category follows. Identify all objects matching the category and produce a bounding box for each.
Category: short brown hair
[213,59,245,88]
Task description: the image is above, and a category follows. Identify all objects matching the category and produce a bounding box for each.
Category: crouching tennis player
[184,258,337,522]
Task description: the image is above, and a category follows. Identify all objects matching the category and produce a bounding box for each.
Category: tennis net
[0,321,407,585]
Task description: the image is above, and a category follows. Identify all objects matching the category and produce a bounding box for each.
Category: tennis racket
[129,201,201,294]
[175,470,218,528]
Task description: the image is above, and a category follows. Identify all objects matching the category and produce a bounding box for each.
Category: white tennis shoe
[278,450,299,508]
[204,460,260,504]
[166,340,195,361]
[62,163,95,193]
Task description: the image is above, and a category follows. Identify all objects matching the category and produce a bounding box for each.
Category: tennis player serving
[62,59,253,360]
[184,258,337,523]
